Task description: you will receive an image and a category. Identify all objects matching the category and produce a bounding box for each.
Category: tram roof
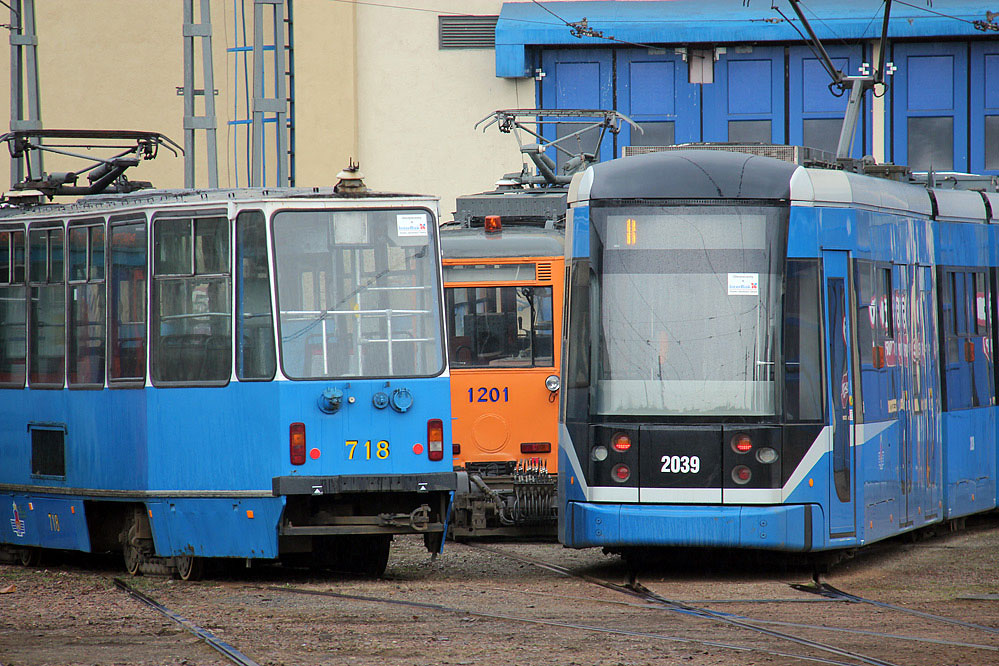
[441,225,565,260]
[0,187,434,219]
[572,149,799,202]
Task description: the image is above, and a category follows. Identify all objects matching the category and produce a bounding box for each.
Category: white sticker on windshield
[397,213,428,237]
[728,273,759,296]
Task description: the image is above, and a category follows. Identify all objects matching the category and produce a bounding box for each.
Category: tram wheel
[18,547,40,567]
[122,525,143,576]
[173,555,204,581]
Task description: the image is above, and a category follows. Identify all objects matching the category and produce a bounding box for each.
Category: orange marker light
[484,215,502,233]
[246,510,254,519]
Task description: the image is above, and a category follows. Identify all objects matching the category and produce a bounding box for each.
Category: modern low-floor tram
[559,148,999,554]
[0,186,455,577]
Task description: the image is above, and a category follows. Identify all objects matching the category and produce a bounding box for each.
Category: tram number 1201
[468,387,509,403]
[661,455,700,474]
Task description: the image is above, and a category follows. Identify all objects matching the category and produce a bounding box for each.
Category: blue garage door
[788,44,867,158]
[615,49,700,152]
[540,49,615,167]
[702,46,784,144]
[970,42,999,176]
[891,42,968,172]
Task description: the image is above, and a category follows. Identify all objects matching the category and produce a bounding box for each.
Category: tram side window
[782,259,823,421]
[854,262,897,421]
[28,226,65,388]
[940,268,994,410]
[67,222,106,387]
[236,211,275,380]
[0,229,26,387]
[445,285,554,368]
[109,221,147,383]
[151,216,231,385]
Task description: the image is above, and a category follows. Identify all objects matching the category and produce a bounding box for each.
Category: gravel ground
[2,514,999,666]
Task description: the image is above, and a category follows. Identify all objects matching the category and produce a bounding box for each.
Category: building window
[908,116,954,171]
[152,215,232,385]
[803,117,842,155]
[986,116,999,171]
[729,119,771,143]
[629,121,675,147]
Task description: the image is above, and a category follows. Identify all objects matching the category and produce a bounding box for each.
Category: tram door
[823,250,857,536]
[893,264,913,525]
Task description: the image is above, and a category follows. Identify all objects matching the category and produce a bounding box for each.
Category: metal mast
[8,0,42,186]
[182,0,219,188]
[251,0,289,187]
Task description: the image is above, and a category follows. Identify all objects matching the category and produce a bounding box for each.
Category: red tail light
[612,463,631,482]
[611,432,631,452]
[521,442,551,454]
[453,442,461,455]
[290,423,306,465]
[428,419,444,461]
[484,215,502,233]
[732,465,752,484]
[731,433,753,454]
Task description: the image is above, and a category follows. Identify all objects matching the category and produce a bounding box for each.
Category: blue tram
[559,148,999,554]
[0,185,455,578]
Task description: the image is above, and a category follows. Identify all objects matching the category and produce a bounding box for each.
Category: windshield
[273,208,444,379]
[586,203,785,416]
[445,285,554,368]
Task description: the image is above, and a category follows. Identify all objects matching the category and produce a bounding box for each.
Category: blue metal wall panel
[702,47,784,144]
[788,45,867,157]
[970,42,999,175]
[540,49,614,164]
[614,49,700,149]
[891,42,969,171]
[496,2,997,78]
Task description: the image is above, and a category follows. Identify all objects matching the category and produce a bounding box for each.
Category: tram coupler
[451,460,558,538]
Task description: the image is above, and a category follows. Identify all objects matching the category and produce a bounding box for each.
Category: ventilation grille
[623,143,836,166]
[536,263,553,282]
[439,15,498,49]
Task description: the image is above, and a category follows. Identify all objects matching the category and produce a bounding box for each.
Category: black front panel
[638,426,722,489]
[722,425,781,489]
[781,424,825,486]
[590,424,640,488]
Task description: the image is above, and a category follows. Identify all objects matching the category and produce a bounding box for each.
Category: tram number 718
[661,455,700,474]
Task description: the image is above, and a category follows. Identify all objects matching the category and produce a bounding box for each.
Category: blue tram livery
[559,147,999,555]
[0,183,455,578]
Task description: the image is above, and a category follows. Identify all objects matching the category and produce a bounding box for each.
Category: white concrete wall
[355,0,533,222]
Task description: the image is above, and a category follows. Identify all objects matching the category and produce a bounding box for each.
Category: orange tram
[441,204,564,537]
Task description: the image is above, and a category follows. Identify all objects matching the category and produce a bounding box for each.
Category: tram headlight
[591,445,608,461]
[756,447,779,464]
[545,374,561,392]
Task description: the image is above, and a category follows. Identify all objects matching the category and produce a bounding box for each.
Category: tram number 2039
[661,455,700,474]
[467,387,510,403]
